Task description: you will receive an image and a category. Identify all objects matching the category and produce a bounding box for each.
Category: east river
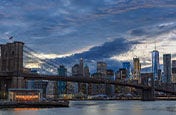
[0,101,176,115]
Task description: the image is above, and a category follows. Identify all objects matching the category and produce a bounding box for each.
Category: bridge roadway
[0,72,175,95]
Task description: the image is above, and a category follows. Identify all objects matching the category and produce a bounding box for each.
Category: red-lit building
[8,89,42,102]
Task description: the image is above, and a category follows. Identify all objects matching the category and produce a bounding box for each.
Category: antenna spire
[155,40,156,50]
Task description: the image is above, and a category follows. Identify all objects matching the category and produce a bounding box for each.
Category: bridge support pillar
[0,79,11,99]
[11,77,25,88]
[142,88,155,101]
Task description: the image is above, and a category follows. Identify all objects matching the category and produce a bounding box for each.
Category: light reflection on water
[0,101,176,115]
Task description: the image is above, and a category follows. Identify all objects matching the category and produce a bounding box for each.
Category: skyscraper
[79,58,84,76]
[152,50,160,81]
[72,64,80,76]
[163,54,172,83]
[57,65,67,95]
[84,65,90,77]
[72,59,87,94]
[97,61,107,77]
[133,58,141,82]
[172,60,176,83]
[122,62,131,79]
[106,69,114,96]
[72,64,79,94]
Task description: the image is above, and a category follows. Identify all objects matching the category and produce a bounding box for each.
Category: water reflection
[14,108,40,111]
[0,101,175,115]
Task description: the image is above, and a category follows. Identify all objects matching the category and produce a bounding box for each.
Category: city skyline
[0,0,176,71]
[0,1,176,114]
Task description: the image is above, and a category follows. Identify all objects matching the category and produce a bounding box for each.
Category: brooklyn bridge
[0,41,175,101]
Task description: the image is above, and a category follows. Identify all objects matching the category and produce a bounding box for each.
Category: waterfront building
[57,65,67,96]
[152,50,160,81]
[172,60,176,83]
[32,81,48,98]
[8,89,42,102]
[66,82,78,95]
[106,69,114,96]
[46,81,55,98]
[163,54,172,83]
[25,68,48,98]
[122,62,131,79]
[91,73,106,95]
[133,58,141,83]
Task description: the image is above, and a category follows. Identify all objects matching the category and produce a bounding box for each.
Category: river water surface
[0,101,176,115]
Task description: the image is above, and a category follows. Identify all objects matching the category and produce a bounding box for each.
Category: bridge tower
[141,73,155,101]
[0,41,24,88]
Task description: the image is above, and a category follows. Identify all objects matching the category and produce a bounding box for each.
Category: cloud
[0,0,176,72]
[51,21,176,72]
[51,38,140,72]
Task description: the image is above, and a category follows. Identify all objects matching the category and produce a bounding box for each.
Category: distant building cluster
[23,48,176,99]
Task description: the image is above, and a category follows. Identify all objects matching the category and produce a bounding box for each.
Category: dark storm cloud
[53,38,140,71]
[0,0,176,71]
[130,29,147,36]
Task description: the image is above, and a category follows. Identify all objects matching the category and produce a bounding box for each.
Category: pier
[0,101,69,109]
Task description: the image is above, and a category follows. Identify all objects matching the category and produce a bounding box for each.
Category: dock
[0,101,69,109]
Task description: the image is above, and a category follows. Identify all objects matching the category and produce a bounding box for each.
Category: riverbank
[0,101,69,109]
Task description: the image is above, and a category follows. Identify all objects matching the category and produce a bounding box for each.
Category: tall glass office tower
[152,50,160,81]
[122,62,131,79]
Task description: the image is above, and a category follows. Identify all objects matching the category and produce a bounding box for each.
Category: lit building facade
[8,89,42,102]
[163,54,172,83]
[133,58,141,82]
[152,50,160,81]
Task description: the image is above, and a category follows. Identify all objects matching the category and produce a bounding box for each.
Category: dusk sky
[1,0,176,72]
